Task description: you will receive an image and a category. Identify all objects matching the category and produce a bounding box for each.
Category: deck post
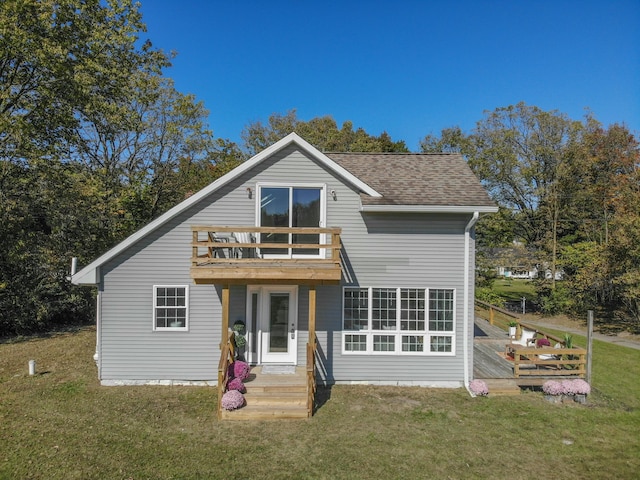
[586,310,594,384]
[221,284,229,349]
[309,285,316,341]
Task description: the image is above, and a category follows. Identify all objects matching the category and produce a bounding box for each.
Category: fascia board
[360,205,499,213]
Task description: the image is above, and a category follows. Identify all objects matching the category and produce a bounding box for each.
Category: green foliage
[429,105,639,330]
[537,282,572,315]
[241,109,409,156]
[475,287,505,307]
[0,1,243,336]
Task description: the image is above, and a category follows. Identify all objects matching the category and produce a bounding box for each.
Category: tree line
[422,103,639,330]
[1,1,638,335]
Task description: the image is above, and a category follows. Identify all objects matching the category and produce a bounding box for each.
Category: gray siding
[98,145,476,384]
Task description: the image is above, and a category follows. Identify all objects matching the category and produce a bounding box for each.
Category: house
[72,133,497,397]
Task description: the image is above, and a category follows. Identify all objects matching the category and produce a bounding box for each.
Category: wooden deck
[473,317,514,379]
[474,317,585,393]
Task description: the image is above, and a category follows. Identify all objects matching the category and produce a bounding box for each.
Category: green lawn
[491,278,537,302]
[1,327,639,479]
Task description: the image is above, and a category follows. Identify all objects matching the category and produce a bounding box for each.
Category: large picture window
[342,287,455,355]
[153,286,189,331]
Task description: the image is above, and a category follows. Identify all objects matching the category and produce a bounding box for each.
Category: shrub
[561,379,577,395]
[469,379,489,396]
[571,379,591,395]
[233,360,251,381]
[221,390,245,410]
[542,380,563,395]
[228,377,246,393]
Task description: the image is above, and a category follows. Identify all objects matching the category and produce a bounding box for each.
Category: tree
[241,109,408,155]
[0,0,244,335]
[0,0,170,163]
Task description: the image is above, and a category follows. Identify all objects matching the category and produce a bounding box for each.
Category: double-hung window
[342,287,455,355]
[153,286,189,331]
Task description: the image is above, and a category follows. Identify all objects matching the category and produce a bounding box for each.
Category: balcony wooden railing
[306,333,317,418]
[191,226,342,284]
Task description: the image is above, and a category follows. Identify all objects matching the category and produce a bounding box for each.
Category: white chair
[511,328,537,347]
[232,232,255,258]
[506,327,537,358]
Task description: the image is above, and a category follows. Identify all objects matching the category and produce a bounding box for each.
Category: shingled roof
[327,152,496,210]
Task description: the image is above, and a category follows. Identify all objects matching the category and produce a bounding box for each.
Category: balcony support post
[221,284,230,349]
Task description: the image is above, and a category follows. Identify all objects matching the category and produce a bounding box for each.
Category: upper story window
[342,287,455,355]
[257,184,326,257]
[153,286,189,331]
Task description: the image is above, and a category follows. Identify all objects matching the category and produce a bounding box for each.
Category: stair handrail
[217,331,236,420]
[306,333,317,417]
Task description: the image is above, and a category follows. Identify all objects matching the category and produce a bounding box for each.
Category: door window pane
[269,293,289,353]
[260,187,289,254]
[292,188,321,255]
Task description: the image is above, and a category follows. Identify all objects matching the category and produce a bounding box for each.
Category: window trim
[341,286,456,356]
[153,285,189,332]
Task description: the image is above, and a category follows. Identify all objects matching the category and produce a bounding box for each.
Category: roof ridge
[326,151,459,155]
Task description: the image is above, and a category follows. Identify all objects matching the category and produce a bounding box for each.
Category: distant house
[72,133,497,393]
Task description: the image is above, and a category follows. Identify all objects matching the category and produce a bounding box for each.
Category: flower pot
[544,394,562,404]
[508,326,517,339]
[574,394,587,404]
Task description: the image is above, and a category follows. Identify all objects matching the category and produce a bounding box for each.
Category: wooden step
[246,391,306,406]
[482,379,522,396]
[220,366,310,420]
[221,404,309,421]
[245,384,306,394]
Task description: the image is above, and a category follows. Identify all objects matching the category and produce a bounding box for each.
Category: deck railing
[475,299,520,330]
[191,226,341,265]
[513,345,587,377]
[217,331,235,420]
[306,333,317,418]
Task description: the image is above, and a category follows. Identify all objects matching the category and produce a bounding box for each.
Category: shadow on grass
[0,324,95,345]
[314,385,333,414]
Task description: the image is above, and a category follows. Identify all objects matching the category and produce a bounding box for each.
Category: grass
[491,278,537,302]
[1,327,639,479]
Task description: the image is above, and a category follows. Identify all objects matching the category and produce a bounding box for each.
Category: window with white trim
[342,287,455,355]
[153,286,188,330]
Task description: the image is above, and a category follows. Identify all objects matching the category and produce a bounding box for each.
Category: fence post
[586,310,594,384]
[489,307,494,325]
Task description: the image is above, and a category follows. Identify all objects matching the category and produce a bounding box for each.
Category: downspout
[463,212,480,396]
[94,268,101,379]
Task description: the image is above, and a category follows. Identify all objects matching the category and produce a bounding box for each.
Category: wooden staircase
[220,366,309,420]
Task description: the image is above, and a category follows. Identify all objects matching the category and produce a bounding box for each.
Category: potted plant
[507,321,518,339]
[469,379,489,397]
[571,379,591,404]
[542,380,563,403]
[232,320,247,360]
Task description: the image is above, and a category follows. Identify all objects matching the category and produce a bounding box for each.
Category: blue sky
[139,0,639,151]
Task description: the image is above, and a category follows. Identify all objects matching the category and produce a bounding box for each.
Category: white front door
[249,286,298,365]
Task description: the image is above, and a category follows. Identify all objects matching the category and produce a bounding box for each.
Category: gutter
[463,212,480,396]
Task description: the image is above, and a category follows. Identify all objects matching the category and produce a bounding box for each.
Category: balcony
[190,226,342,285]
